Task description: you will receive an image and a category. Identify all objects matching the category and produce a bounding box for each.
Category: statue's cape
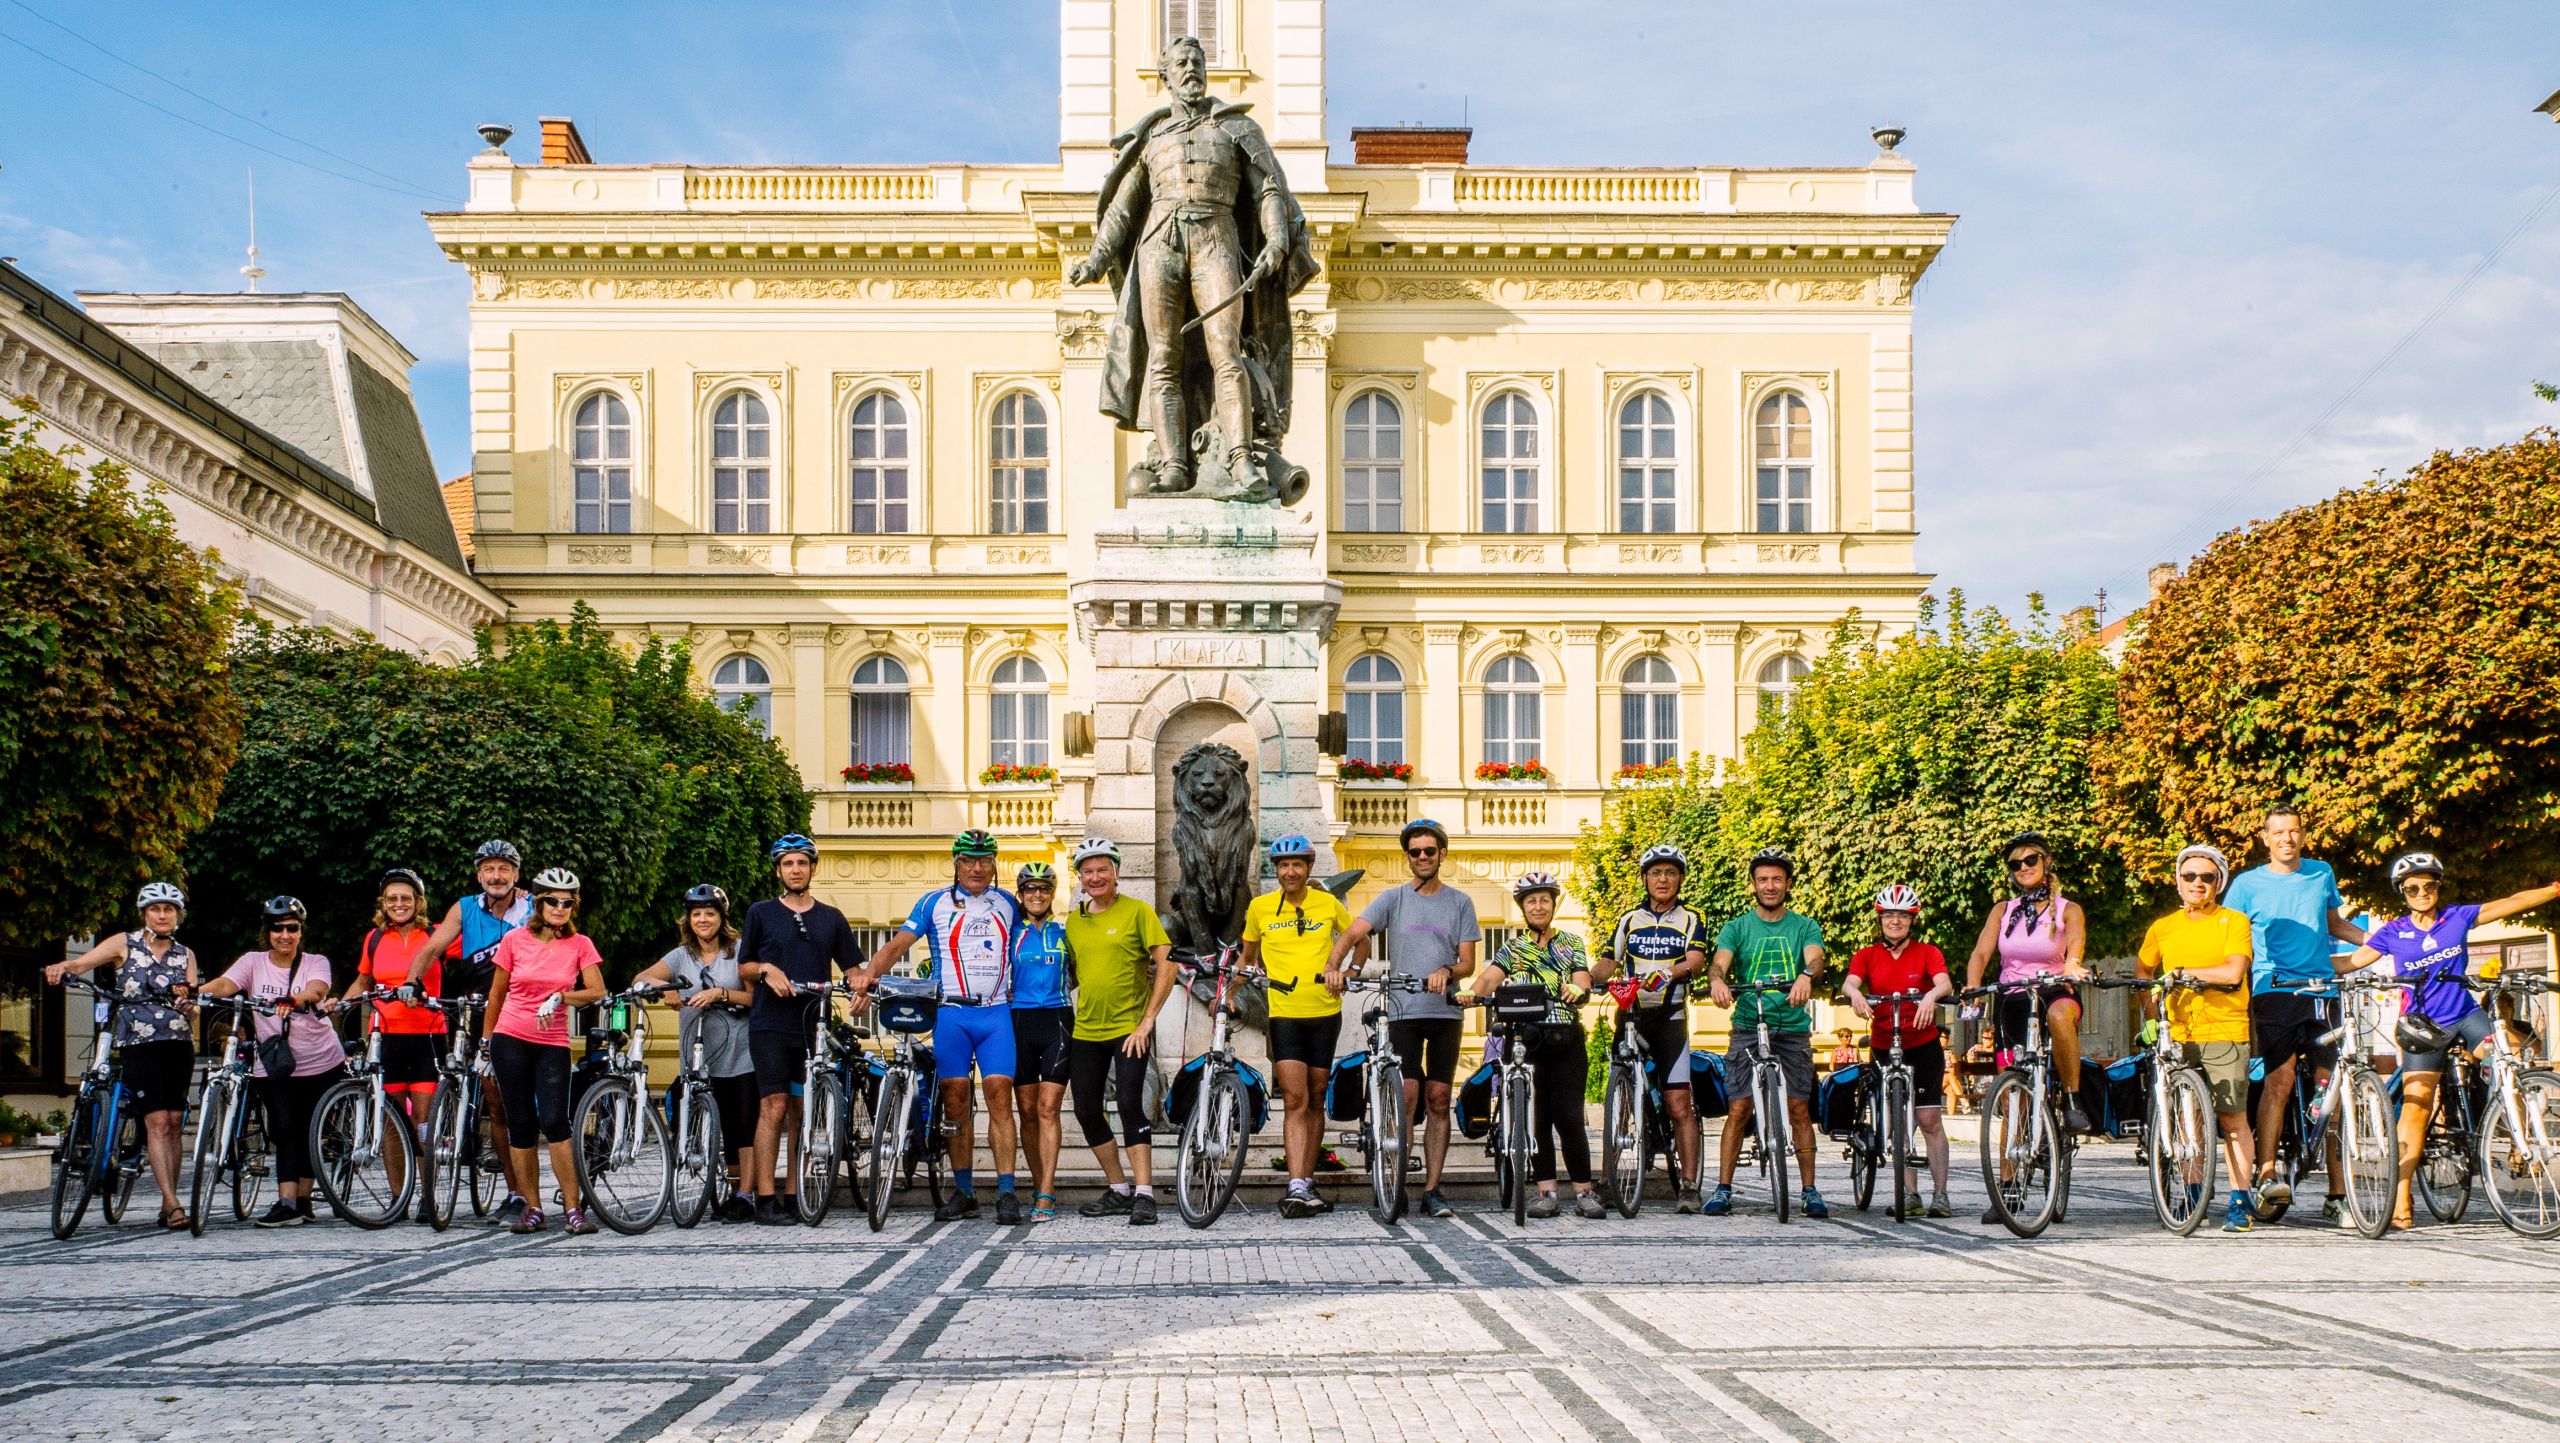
[1092,101,1319,440]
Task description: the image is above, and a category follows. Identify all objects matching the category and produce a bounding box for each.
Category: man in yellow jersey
[1240,834,1354,1216]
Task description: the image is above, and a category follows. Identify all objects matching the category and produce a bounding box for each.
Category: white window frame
[1620,654,1680,768]
[986,389,1055,536]
[569,389,636,535]
[850,654,912,767]
[1615,389,1680,535]
[846,389,914,536]
[1339,389,1406,533]
[1756,652,1811,717]
[1161,0,1226,66]
[989,655,1052,768]
[710,653,772,733]
[706,386,777,535]
[1482,654,1543,767]
[1343,653,1406,766]
[1478,389,1543,534]
[1745,383,1828,535]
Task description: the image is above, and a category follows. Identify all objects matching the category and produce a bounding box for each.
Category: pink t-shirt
[221,953,344,1078]
[1995,893,2071,984]
[491,929,602,1047]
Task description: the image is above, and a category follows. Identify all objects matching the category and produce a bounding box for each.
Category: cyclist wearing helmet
[1007,861,1072,1221]
[1961,832,2094,1140]
[49,883,200,1229]
[1594,843,1712,1211]
[855,829,1027,1223]
[2336,853,2560,1231]
[405,839,536,1224]
[1707,847,1830,1219]
[202,897,341,1226]
[344,869,443,1217]
[2133,845,2258,1232]
[1843,884,1954,1218]
[1326,818,1480,1219]
[739,833,862,1225]
[1473,870,1603,1218]
[2222,806,2366,1217]
[1064,835,1175,1226]
[1241,834,1354,1216]
[635,884,758,1223]
[483,869,609,1235]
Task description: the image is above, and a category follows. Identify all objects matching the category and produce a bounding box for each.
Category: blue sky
[4,0,2556,616]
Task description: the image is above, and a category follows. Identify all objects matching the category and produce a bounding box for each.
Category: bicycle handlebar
[2096,975,2236,993]
[61,975,187,1007]
[1342,972,1428,992]
[1959,976,2080,1000]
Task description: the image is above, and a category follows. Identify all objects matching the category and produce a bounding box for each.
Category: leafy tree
[2097,431,2560,906]
[0,405,241,946]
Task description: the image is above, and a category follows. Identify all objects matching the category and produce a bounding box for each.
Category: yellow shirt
[2138,906,2254,1044]
[1245,888,1352,1020]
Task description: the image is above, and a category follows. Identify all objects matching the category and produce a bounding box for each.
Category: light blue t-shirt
[2224,860,2345,992]
[1010,918,1069,1010]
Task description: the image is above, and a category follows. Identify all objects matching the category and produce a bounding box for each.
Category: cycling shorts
[378,1034,439,1089]
[1389,1018,1464,1087]
[1897,1038,1948,1110]
[1011,1006,1073,1086]
[933,1004,1014,1083]
[2400,1008,2496,1076]
[2250,991,2337,1074]
[1269,1014,1343,1069]
[1630,1010,1693,1090]
[1992,982,2080,1053]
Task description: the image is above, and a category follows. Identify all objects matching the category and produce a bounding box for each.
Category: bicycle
[1729,981,1801,1223]
[1172,943,1264,1229]
[50,976,175,1239]
[862,978,943,1231]
[2242,977,2398,1234]
[1336,971,1423,1223]
[2087,975,2229,1236]
[1842,988,1935,1222]
[1597,979,1688,1217]
[569,982,676,1233]
[1461,982,1552,1227]
[185,992,279,1236]
[1964,975,2080,1238]
[663,994,749,1228]
[310,987,417,1229]
[2463,970,2560,1237]
[415,992,504,1231]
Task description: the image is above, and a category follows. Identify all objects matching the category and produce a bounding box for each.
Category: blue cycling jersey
[1010,918,1069,1009]
[901,884,1023,1004]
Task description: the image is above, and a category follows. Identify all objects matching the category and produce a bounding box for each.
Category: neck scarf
[2006,884,2053,936]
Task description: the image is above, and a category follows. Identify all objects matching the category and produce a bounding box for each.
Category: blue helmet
[768,833,819,865]
[1268,834,1316,861]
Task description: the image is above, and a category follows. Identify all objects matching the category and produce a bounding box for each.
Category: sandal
[1030,1193,1057,1223]
[158,1205,191,1231]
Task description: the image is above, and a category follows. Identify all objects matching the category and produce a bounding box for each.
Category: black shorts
[1898,1038,1948,1110]
[1992,983,2080,1052]
[1269,1014,1344,1069]
[1011,1006,1073,1086]
[710,1072,759,1153]
[1631,1009,1692,1092]
[378,1033,440,1087]
[1389,1017,1464,1087]
[121,1038,195,1116]
[2252,990,2338,1073]
[749,1031,808,1098]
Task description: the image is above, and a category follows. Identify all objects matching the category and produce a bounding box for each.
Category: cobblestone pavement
[5,1141,2558,1442]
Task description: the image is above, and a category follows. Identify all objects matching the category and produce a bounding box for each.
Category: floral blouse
[112,931,194,1046]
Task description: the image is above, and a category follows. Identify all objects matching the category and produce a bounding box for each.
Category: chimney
[1350,126,1471,166]
[539,116,593,165]
[2147,562,2177,602]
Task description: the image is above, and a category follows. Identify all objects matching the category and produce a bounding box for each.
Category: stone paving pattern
[4,1141,2557,1442]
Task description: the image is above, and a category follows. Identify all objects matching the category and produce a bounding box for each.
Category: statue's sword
[1181,255,1273,334]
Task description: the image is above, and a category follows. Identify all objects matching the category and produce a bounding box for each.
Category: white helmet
[135,881,187,914]
[1636,844,1688,875]
[2174,844,2231,889]
[1072,836,1122,867]
[2389,851,2444,887]
[1873,883,1920,914]
[530,867,581,893]
[1512,869,1563,901]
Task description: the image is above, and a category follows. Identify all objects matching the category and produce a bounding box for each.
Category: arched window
[1617,391,1677,534]
[1620,655,1679,768]
[1757,653,1811,717]
[1163,0,1221,63]
[1341,391,1404,532]
[989,392,1051,535]
[710,390,774,534]
[990,656,1050,768]
[1753,390,1815,533]
[1344,653,1405,766]
[848,392,910,534]
[570,392,632,534]
[851,656,911,767]
[1483,655,1542,767]
[1479,391,1540,533]
[711,655,771,733]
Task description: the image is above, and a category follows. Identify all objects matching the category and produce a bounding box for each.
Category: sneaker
[1674,1185,1701,1216]
[1575,1191,1607,1219]
[1800,1187,1830,1220]
[1701,1184,1733,1217]
[493,1195,526,1229]
[934,1192,981,1222]
[1897,1195,1928,1219]
[1128,1193,1158,1226]
[1279,1190,1314,1219]
[563,1208,598,1236]
[2063,1102,2094,1135]
[1309,1193,1335,1214]
[1926,1193,1953,1219]
[753,1194,792,1226]
[254,1201,304,1229]
[2257,1176,2293,1210]
[1527,1191,1562,1219]
[1422,1188,1454,1219]
[718,1195,755,1224]
[2223,1190,2254,1233]
[1980,1203,2006,1225]
[994,1192,1024,1226]
[1080,1188,1134,1218]
[2322,1195,2350,1227]
[511,1207,546,1234]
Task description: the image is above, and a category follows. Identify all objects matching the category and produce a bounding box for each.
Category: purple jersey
[2365,903,2482,1026]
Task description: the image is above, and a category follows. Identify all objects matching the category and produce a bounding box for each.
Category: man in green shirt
[1705,847,1829,1219]
[1062,836,1177,1226]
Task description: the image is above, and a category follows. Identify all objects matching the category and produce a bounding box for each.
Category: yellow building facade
[428,0,1953,932]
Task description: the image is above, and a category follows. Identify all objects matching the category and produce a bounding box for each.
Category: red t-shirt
[1846,941,1948,1049]
[359,925,445,1034]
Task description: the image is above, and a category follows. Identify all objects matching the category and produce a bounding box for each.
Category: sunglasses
[2007,855,2046,872]
[1406,846,1441,858]
[538,896,577,909]
[792,911,809,939]
[268,923,303,934]
[2400,877,2440,889]
[2176,871,2219,884]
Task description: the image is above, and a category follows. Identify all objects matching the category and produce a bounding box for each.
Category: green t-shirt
[1066,894,1171,1042]
[1715,909,1824,1035]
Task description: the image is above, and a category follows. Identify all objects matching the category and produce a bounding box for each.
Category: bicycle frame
[1339,972,1421,1221]
[596,986,660,1169]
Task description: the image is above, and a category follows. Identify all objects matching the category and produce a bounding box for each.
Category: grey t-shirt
[659,944,751,1079]
[1360,883,1482,1022]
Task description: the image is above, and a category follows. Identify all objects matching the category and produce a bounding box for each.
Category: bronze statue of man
[1068,35,1317,504]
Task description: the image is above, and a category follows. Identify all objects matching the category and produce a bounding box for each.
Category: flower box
[1338,758,1415,784]
[1340,778,1409,791]
[978,764,1058,787]
[1479,778,1549,790]
[841,762,915,786]
[1474,760,1552,784]
[842,781,914,792]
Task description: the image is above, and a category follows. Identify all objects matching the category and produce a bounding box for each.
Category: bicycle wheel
[231,1110,269,1223]
[469,1098,506,1218]
[911,1084,945,1210]
[1849,1081,1878,1213]
[670,1092,721,1229]
[2417,1086,2475,1223]
[2481,1068,2560,1239]
[1979,1071,2060,1237]
[312,1082,414,1229]
[102,1109,143,1225]
[188,1085,228,1237]
[1885,1072,1912,1223]
[1177,1067,1249,1229]
[1367,1059,1409,1224]
[1760,1067,1791,1223]
[1504,1064,1533,1228]
[2338,1067,2396,1240]
[49,1095,101,1240]
[2149,1068,2216,1236]
[796,1072,846,1227]
[574,1077,672,1234]
[1601,1060,1643,1217]
[420,1083,462,1231]
[867,1067,910,1232]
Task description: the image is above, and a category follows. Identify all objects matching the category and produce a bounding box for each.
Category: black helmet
[1399,818,1449,851]
[262,895,309,927]
[2001,832,2053,864]
[379,867,427,897]
[682,882,730,916]
[1747,846,1794,878]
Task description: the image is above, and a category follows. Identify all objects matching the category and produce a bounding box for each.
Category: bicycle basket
[1490,982,1550,1024]
[875,983,938,1035]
